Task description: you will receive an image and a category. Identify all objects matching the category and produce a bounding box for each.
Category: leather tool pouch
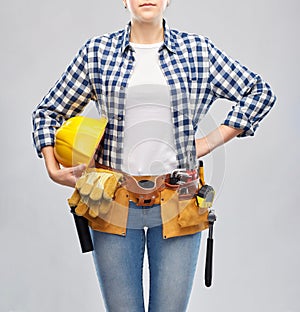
[176,180,209,228]
[177,197,209,227]
[68,186,129,235]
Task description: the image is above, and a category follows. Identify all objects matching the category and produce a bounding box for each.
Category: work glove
[75,168,123,218]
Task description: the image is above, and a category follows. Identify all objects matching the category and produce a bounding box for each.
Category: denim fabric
[91,201,201,312]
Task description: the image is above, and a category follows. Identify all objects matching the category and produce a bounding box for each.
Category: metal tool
[205,209,216,287]
[196,160,217,287]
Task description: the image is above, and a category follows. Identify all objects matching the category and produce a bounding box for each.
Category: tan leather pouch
[68,187,129,236]
[177,197,209,228]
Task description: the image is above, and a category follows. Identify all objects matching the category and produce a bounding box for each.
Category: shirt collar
[121,19,176,54]
[121,22,132,54]
[161,19,176,53]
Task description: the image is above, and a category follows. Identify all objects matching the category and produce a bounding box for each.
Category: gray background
[1,0,299,311]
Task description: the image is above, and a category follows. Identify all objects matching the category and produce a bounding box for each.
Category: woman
[32,1,276,311]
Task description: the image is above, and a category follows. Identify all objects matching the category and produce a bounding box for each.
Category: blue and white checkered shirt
[32,20,276,170]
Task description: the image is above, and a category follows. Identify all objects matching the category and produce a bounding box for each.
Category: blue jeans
[91,202,202,312]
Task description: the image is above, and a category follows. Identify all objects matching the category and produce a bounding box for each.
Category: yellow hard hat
[54,116,108,167]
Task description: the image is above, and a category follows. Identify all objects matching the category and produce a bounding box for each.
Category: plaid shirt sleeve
[207,38,276,137]
[32,41,96,157]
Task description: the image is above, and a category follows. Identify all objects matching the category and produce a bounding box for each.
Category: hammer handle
[71,207,94,253]
[205,237,214,287]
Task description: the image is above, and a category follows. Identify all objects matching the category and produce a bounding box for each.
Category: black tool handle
[71,207,94,253]
[205,237,213,287]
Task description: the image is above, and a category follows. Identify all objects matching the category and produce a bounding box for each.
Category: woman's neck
[130,20,164,44]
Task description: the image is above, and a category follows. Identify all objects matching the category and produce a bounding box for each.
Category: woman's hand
[196,125,244,158]
[41,146,86,188]
[48,164,86,188]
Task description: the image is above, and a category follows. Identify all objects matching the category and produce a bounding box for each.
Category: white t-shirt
[121,42,177,175]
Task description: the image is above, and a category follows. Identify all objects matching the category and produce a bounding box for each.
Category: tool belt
[94,162,199,206]
[70,163,212,236]
[121,170,200,206]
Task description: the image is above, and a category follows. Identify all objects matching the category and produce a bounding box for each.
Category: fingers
[72,164,87,178]
[80,172,100,196]
[89,178,104,201]
[75,201,89,216]
[103,174,121,199]
[75,174,87,190]
[46,163,87,188]
[88,202,100,218]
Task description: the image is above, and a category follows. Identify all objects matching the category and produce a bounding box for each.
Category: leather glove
[75,169,123,218]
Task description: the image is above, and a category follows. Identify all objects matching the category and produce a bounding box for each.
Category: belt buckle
[136,195,157,206]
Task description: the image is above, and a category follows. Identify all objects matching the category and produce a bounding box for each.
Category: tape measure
[195,184,215,209]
